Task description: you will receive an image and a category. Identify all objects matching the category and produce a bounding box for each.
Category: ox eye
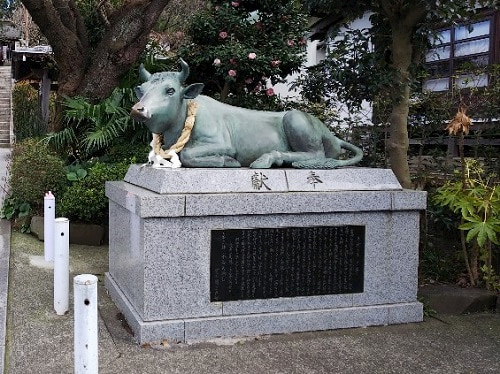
[166,88,175,96]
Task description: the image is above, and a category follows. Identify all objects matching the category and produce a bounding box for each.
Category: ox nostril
[131,105,150,121]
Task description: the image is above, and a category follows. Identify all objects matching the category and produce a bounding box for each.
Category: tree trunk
[386,23,413,189]
[21,0,172,130]
[220,81,231,102]
[380,1,426,189]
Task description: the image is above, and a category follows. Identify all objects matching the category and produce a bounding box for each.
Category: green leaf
[459,221,478,230]
[18,202,31,218]
[76,169,87,179]
[20,224,31,234]
[477,225,488,247]
[2,206,14,220]
[462,219,500,247]
[464,223,481,243]
[67,172,78,181]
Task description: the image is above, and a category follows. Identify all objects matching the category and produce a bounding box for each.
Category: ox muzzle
[130,103,151,122]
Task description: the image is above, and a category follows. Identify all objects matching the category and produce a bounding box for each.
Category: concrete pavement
[1,230,499,374]
[0,147,10,373]
[0,220,9,374]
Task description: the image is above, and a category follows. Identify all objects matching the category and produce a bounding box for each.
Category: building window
[424,17,493,92]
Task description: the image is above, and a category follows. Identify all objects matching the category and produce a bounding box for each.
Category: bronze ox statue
[131,59,363,169]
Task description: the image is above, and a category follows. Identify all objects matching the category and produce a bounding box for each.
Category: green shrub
[57,160,131,224]
[8,138,66,215]
[433,160,500,290]
[106,140,149,163]
[12,82,52,140]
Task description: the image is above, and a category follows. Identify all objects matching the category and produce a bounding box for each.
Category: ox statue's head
[130,59,204,134]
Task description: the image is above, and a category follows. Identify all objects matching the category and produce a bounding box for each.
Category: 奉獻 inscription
[251,171,271,190]
[210,226,365,302]
[307,171,323,188]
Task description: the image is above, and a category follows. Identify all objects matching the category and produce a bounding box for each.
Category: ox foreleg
[180,144,241,167]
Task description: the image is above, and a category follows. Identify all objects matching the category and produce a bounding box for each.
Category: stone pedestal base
[105,167,426,344]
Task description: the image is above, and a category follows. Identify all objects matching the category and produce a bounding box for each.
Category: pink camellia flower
[248,52,257,60]
[219,31,228,39]
[299,37,307,45]
[231,1,240,6]
[266,87,275,96]
[287,39,295,46]
[213,58,221,66]
[271,60,281,67]
[228,70,237,77]
[245,77,253,84]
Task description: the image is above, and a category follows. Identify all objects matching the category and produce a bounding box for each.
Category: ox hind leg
[249,110,326,168]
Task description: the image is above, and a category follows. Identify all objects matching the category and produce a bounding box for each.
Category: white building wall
[274,13,375,127]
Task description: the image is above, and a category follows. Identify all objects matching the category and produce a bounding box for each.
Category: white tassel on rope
[74,274,98,374]
[54,217,69,315]
[44,191,55,262]
[142,138,182,168]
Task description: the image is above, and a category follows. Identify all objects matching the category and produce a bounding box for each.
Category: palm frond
[43,127,78,152]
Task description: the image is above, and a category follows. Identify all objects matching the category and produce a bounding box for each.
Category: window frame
[424,10,499,92]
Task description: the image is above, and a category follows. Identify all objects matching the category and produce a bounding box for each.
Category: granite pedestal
[105,166,426,344]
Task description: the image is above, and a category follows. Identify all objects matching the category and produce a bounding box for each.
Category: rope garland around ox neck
[152,100,198,159]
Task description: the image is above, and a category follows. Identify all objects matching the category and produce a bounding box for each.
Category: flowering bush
[179,0,308,109]
[265,87,275,96]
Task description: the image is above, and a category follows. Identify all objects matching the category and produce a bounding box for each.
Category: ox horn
[178,58,190,83]
[139,63,152,81]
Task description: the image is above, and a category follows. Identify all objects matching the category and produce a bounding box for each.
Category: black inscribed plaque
[210,226,365,302]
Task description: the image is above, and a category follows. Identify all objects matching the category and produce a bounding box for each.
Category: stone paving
[4,232,500,374]
[0,64,11,374]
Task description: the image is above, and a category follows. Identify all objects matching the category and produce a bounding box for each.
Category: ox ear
[183,83,204,99]
[138,63,152,82]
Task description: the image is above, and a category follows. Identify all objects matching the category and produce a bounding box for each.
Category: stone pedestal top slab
[124,166,402,194]
[107,167,426,218]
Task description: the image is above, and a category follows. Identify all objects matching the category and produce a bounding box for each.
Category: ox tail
[291,140,363,169]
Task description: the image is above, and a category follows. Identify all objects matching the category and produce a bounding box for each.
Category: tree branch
[379,0,395,20]
[402,2,427,29]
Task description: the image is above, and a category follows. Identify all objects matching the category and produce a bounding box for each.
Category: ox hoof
[223,157,241,167]
[249,161,270,169]
[250,151,282,169]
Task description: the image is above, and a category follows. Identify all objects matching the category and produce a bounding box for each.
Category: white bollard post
[74,274,98,374]
[54,217,69,315]
[44,191,55,262]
